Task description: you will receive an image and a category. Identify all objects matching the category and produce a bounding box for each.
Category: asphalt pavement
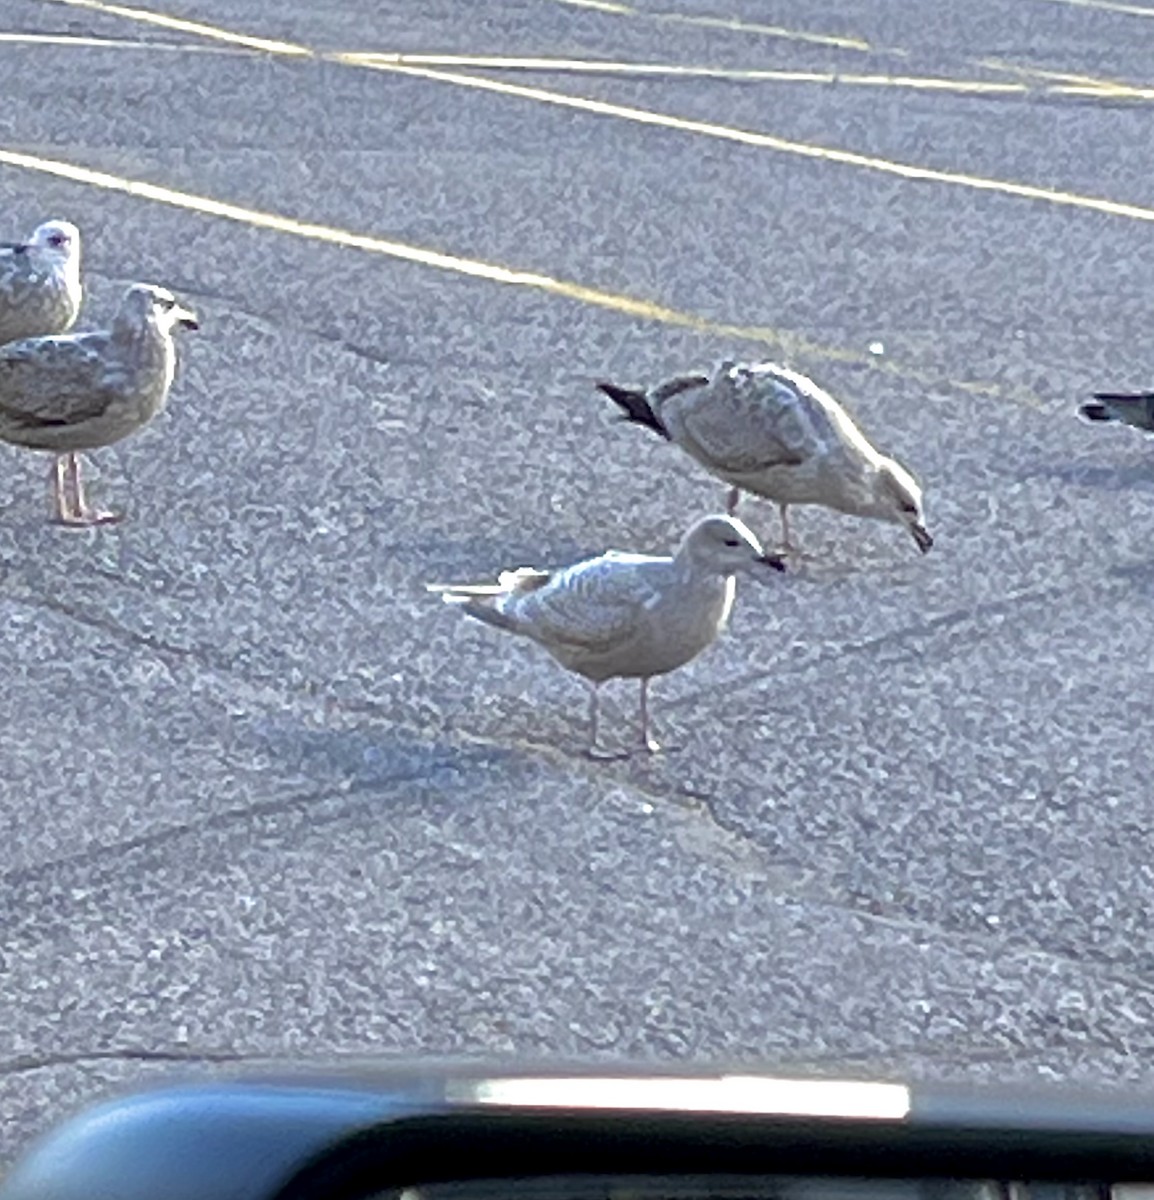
[3,0,1154,1169]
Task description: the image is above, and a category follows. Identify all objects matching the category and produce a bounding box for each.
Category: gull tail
[427,568,551,632]
[595,380,670,440]
[1080,392,1154,432]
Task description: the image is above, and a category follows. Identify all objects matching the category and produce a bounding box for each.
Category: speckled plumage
[0,282,198,524]
[0,220,81,347]
[598,359,933,556]
[431,515,784,755]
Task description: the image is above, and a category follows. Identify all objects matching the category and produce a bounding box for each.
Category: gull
[1079,391,1154,435]
[596,359,933,556]
[429,514,785,757]
[0,220,82,347]
[0,282,199,526]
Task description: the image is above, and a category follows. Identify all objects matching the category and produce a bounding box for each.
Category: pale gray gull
[429,514,785,757]
[597,359,933,556]
[0,282,198,525]
[0,220,81,347]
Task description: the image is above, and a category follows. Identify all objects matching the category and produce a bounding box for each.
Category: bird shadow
[249,716,514,793]
[1014,459,1154,494]
[1105,556,1154,598]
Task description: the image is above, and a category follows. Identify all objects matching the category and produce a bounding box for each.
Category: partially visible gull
[1079,391,1154,435]
[597,359,933,556]
[0,220,81,347]
[0,282,199,526]
[429,514,785,757]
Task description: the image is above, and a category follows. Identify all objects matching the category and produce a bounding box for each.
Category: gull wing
[0,332,120,429]
[666,362,837,474]
[515,553,662,655]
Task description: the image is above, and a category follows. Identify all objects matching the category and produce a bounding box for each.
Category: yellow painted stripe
[977,56,1147,95]
[0,31,253,53]
[0,145,1037,404]
[548,0,871,52]
[337,53,1032,95]
[550,0,1150,99]
[34,0,1154,218]
[1035,0,1154,15]
[41,0,312,55]
[363,61,1154,225]
[0,146,827,350]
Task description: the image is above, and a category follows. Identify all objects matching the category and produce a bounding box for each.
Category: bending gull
[1079,392,1154,435]
[0,220,81,347]
[0,282,199,525]
[429,514,784,757]
[597,359,933,556]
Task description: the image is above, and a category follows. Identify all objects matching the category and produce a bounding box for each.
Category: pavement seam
[665,581,1070,710]
[0,1047,249,1077]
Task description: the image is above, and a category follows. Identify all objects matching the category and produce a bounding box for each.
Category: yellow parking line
[547,0,872,52]
[339,53,1031,95]
[977,56,1148,95]
[370,62,1154,225]
[41,0,312,55]
[0,31,254,52]
[0,145,833,351]
[549,0,1152,98]
[0,144,1038,405]
[1034,0,1154,15]
[36,0,1154,220]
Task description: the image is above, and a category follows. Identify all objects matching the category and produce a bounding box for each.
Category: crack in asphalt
[0,1047,250,1077]
[3,544,1151,993]
[141,280,401,370]
[666,579,1077,710]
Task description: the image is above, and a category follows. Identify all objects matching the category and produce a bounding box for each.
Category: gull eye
[46,232,68,248]
[723,538,741,547]
[901,502,919,515]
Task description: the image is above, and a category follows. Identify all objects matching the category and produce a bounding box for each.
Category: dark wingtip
[1079,402,1111,423]
[594,379,669,439]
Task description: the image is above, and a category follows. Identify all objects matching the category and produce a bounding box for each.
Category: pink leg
[638,678,660,753]
[49,455,74,522]
[63,454,120,526]
[779,503,797,553]
[726,487,741,515]
[585,684,626,760]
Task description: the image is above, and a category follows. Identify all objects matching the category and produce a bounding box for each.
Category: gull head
[679,514,787,576]
[119,283,200,334]
[873,458,933,553]
[28,220,80,271]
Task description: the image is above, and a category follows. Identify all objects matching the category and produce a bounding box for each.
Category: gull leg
[49,454,74,523]
[778,503,798,555]
[638,677,661,754]
[586,683,626,760]
[63,453,121,526]
[726,486,741,515]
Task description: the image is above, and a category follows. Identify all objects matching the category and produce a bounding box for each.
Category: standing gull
[597,359,933,556]
[0,282,198,525]
[1079,391,1154,435]
[429,514,785,757]
[0,220,82,347]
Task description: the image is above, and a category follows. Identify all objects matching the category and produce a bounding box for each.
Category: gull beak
[911,523,934,554]
[756,552,787,573]
[174,305,200,331]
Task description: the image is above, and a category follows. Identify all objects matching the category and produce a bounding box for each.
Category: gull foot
[586,744,630,762]
[51,508,124,528]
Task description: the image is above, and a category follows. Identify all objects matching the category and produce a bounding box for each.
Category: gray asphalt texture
[3,0,1154,1169]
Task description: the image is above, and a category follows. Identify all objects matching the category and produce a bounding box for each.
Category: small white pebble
[868,340,885,356]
